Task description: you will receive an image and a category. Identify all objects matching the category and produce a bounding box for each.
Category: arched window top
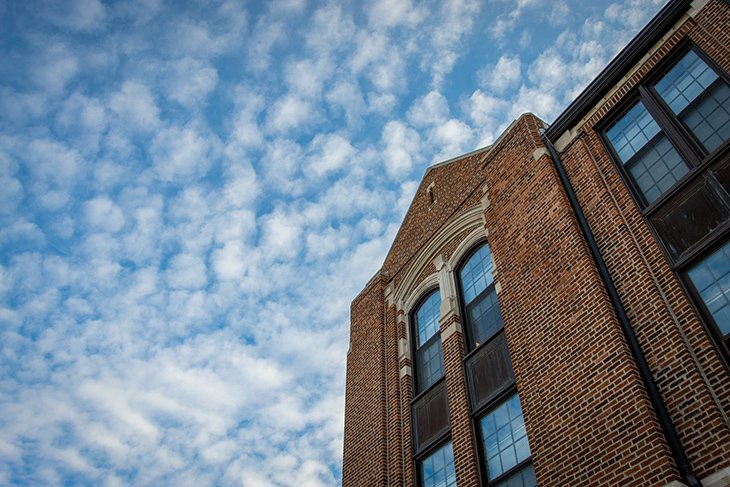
[460,242,495,305]
[415,289,441,347]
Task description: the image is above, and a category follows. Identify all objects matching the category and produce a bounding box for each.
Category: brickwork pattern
[440,314,480,487]
[482,114,677,486]
[344,4,730,486]
[558,129,730,478]
[343,274,387,486]
[385,151,488,290]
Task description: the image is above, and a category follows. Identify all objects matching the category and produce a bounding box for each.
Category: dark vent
[412,380,449,454]
[465,333,514,412]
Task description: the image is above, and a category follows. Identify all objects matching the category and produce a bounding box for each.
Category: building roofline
[544,0,691,142]
[423,144,492,178]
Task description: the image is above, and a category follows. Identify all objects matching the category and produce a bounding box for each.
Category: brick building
[342,1,730,486]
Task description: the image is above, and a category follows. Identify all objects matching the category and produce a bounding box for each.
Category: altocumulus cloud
[0,0,666,485]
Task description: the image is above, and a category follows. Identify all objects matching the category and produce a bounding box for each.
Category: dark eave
[544,0,691,142]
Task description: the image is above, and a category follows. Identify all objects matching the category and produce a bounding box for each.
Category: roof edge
[423,144,492,178]
[544,0,691,142]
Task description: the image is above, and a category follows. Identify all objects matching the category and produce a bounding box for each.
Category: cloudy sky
[0,0,668,485]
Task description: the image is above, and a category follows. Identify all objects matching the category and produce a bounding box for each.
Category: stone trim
[701,467,730,487]
[393,206,483,308]
[441,321,462,342]
[399,365,412,379]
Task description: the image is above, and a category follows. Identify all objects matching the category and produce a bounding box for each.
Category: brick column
[436,255,480,487]
[397,308,415,487]
[384,283,404,486]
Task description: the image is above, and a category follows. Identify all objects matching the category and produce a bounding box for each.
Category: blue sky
[0,0,667,485]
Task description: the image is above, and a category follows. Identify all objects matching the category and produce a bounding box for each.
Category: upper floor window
[687,239,730,353]
[602,45,730,207]
[413,289,445,394]
[458,241,503,350]
[456,240,537,486]
[605,100,689,204]
[654,49,730,154]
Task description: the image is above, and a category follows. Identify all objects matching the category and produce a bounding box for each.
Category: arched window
[458,241,503,350]
[413,289,444,394]
[457,241,536,486]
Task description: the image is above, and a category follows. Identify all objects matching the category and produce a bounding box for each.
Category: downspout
[540,131,702,487]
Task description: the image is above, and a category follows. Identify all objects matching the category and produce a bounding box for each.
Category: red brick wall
[482,114,677,485]
[344,4,730,486]
[343,274,387,486]
[559,0,730,479]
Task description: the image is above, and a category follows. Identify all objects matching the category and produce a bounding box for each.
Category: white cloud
[260,210,302,261]
[465,90,509,146]
[261,138,304,192]
[430,119,474,162]
[211,241,247,281]
[30,43,79,94]
[266,95,316,134]
[325,80,367,128]
[84,196,125,233]
[108,81,161,133]
[366,0,426,29]
[306,133,356,178]
[166,57,219,107]
[527,50,569,92]
[381,120,421,179]
[284,58,331,99]
[41,0,106,31]
[424,0,481,86]
[151,125,217,183]
[407,90,450,127]
[479,55,521,93]
[0,175,23,215]
[166,253,207,290]
[246,19,287,73]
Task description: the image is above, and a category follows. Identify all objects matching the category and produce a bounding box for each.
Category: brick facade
[343,1,730,486]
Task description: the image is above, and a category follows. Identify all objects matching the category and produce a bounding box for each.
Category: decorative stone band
[399,365,412,379]
[441,321,462,343]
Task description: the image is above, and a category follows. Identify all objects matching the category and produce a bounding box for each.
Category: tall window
[602,45,730,207]
[601,42,730,363]
[687,240,730,353]
[411,289,454,486]
[413,289,445,394]
[458,242,503,350]
[457,241,536,486]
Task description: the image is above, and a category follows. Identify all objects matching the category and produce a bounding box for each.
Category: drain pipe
[540,131,702,487]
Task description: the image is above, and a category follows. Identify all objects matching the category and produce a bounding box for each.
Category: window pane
[417,291,441,346]
[467,287,504,347]
[655,50,730,153]
[688,240,730,337]
[459,243,495,305]
[420,441,458,487]
[492,463,538,487]
[606,101,689,204]
[417,336,445,392]
[479,393,532,480]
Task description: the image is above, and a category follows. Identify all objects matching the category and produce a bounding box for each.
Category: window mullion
[639,85,704,166]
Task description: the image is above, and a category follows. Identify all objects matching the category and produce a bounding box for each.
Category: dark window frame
[409,286,452,462]
[411,287,445,396]
[598,39,730,368]
[597,40,730,215]
[455,240,536,486]
[676,237,730,366]
[455,239,503,354]
[414,436,457,487]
